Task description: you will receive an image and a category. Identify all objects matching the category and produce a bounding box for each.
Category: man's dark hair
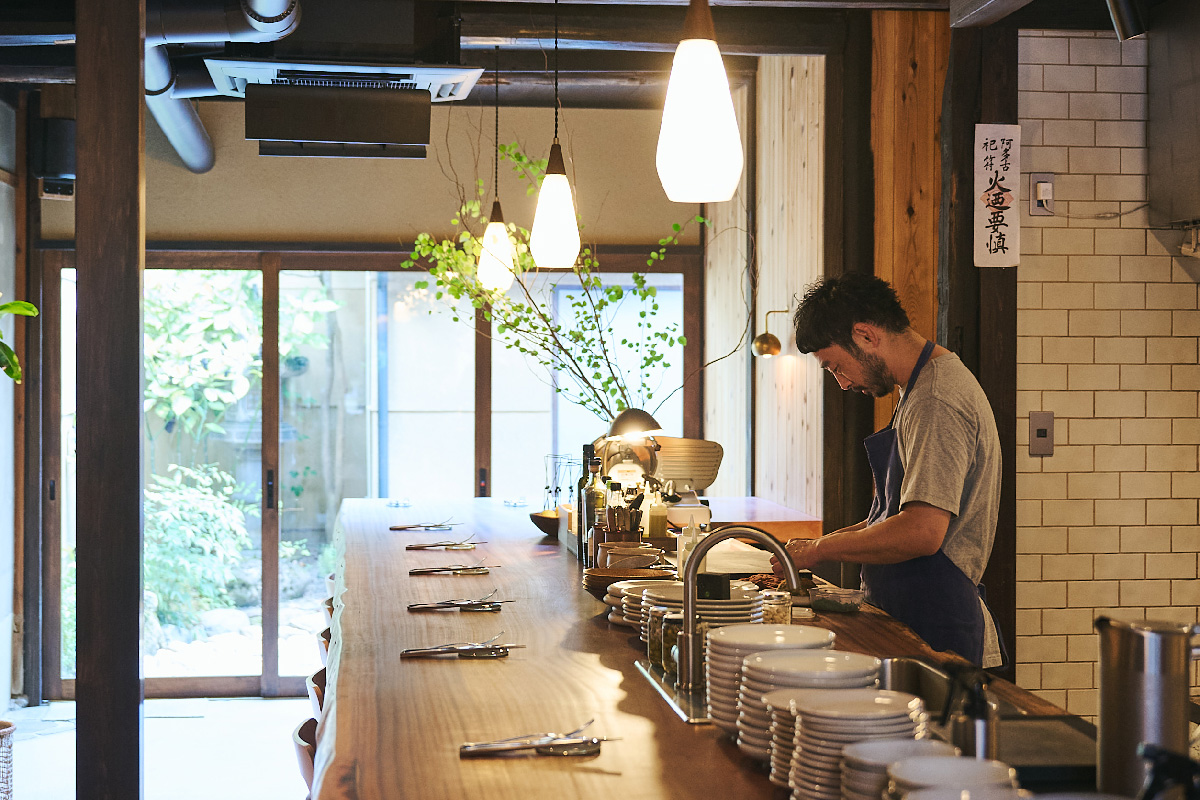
[792,274,911,354]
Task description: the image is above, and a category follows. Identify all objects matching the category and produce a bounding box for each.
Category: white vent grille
[204,57,482,102]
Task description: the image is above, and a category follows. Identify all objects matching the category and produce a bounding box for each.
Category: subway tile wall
[1016,30,1199,717]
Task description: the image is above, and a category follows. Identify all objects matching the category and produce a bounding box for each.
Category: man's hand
[770,537,823,576]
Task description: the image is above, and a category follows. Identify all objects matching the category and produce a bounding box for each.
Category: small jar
[761,590,792,626]
[646,605,671,668]
[661,613,684,676]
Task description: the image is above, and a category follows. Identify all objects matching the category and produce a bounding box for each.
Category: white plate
[709,695,739,713]
[762,687,838,713]
[887,756,1017,789]
[608,609,636,627]
[902,789,1025,800]
[743,673,877,693]
[795,689,923,720]
[801,714,919,734]
[743,650,881,680]
[603,593,624,607]
[738,706,773,726]
[843,737,958,767]
[644,584,763,603]
[612,579,683,596]
[801,720,917,740]
[712,717,740,736]
[736,726,772,746]
[735,738,771,761]
[708,624,836,650]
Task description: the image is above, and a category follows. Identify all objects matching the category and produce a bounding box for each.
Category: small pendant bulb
[479,46,516,292]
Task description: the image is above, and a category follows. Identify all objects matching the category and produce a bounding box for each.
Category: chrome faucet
[675,525,802,693]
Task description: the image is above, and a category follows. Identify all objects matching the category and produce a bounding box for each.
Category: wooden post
[74,0,145,797]
[939,23,1019,674]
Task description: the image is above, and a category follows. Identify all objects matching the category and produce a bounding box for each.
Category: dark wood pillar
[822,12,876,587]
[939,23,1019,675]
[19,91,43,706]
[475,309,491,497]
[74,0,145,797]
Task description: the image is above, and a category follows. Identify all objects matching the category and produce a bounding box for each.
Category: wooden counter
[313,499,1061,800]
[704,496,823,541]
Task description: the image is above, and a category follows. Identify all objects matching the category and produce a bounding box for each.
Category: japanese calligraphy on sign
[974,124,1021,267]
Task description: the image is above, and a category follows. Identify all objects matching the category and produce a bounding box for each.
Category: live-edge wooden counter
[312,499,1061,800]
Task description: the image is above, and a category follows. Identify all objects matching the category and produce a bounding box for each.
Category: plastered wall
[41,100,698,247]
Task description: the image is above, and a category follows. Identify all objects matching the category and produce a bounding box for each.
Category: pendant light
[656,0,744,203]
[528,0,581,270]
[478,46,516,293]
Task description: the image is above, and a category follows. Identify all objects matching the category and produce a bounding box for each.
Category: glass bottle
[575,444,594,562]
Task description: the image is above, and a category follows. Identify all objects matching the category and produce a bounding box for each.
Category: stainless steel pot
[1095,615,1200,797]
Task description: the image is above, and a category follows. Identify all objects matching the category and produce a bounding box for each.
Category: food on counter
[809,585,865,613]
[748,570,817,596]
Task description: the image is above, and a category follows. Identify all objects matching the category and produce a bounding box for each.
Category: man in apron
[772,274,1005,668]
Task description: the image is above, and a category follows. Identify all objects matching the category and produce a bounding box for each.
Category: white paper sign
[974,124,1021,267]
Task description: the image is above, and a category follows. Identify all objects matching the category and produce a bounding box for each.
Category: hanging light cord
[494,45,500,201]
[553,0,559,142]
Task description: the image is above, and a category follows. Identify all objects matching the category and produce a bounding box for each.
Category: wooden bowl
[582,567,674,598]
[530,510,560,537]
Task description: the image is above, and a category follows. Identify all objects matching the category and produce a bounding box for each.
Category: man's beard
[850,349,894,397]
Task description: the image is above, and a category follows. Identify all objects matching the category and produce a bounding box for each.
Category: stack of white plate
[704,625,836,739]
[763,688,854,788]
[638,583,764,642]
[738,650,881,765]
[886,756,1019,798]
[841,738,958,800]
[604,579,682,628]
[788,689,927,800]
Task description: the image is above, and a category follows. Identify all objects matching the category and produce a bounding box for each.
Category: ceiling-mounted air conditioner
[204,57,483,102]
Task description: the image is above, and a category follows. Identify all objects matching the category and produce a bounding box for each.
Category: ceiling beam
[460,4,856,55]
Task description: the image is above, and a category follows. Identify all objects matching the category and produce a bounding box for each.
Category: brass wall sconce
[752,309,788,358]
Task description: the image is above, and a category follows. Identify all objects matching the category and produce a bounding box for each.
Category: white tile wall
[1016,30,1200,718]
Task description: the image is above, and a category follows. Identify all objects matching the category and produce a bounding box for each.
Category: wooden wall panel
[703,82,752,497]
[871,10,950,428]
[753,56,825,517]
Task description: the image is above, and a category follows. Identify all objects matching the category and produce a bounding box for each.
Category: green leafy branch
[0,297,38,383]
[405,144,703,421]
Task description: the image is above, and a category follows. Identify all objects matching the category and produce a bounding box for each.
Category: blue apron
[859,341,1006,666]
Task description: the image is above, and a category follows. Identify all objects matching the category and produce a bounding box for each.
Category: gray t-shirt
[893,352,1001,585]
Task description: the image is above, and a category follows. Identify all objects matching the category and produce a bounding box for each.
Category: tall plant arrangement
[407,145,703,422]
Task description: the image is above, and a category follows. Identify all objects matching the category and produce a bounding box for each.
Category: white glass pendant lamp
[529,0,581,270]
[479,200,516,293]
[529,141,581,270]
[478,47,516,293]
[656,0,744,203]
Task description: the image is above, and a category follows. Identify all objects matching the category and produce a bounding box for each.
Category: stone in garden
[199,607,251,635]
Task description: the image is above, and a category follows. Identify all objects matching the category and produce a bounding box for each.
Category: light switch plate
[1029,411,1054,456]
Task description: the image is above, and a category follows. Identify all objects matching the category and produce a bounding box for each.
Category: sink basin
[880,657,1024,719]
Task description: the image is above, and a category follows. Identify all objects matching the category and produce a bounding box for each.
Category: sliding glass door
[43,248,698,698]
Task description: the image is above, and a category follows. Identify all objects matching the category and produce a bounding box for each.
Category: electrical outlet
[1029,411,1054,456]
[1029,173,1054,216]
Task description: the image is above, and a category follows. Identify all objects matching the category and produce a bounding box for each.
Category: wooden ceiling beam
[460,4,856,55]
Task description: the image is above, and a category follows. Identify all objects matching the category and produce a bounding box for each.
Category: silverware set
[407,589,514,613]
[409,558,501,576]
[405,533,484,551]
[459,719,615,757]
[400,631,525,659]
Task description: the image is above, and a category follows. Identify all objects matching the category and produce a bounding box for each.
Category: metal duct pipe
[144,0,301,173]
[145,44,215,173]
